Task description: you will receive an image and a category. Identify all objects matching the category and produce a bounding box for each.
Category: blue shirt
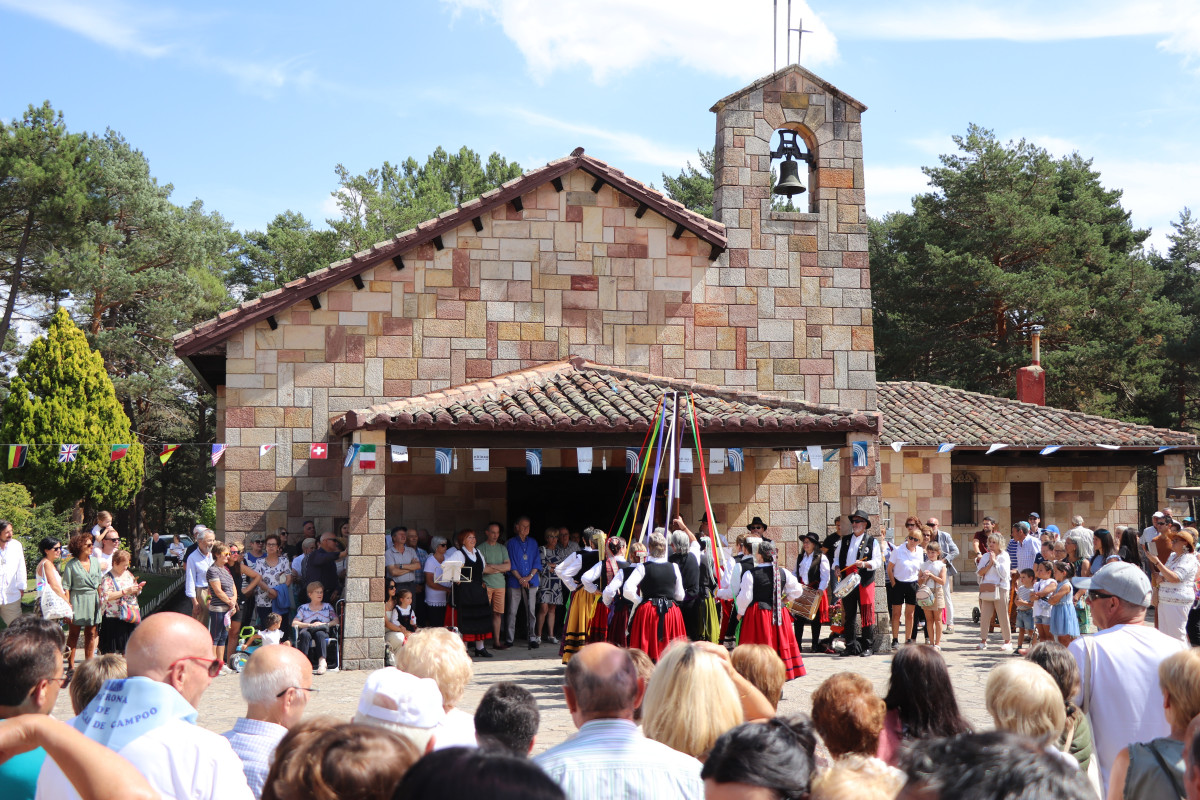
[534,718,703,800]
[0,747,45,800]
[506,536,542,589]
[222,717,288,799]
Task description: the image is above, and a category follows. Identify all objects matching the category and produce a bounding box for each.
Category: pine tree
[0,307,144,512]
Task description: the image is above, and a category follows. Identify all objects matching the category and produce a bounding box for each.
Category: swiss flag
[310,443,328,459]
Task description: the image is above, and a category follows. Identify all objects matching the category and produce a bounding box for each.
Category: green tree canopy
[329,146,523,254]
[1148,209,1200,432]
[870,125,1174,419]
[231,210,341,300]
[662,150,714,219]
[0,307,144,512]
[0,102,91,362]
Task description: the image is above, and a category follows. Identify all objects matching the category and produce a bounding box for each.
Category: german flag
[6,445,26,469]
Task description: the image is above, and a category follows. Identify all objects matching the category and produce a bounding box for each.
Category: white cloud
[825,1,1200,64]
[441,0,838,83]
[0,0,323,95]
[507,108,698,167]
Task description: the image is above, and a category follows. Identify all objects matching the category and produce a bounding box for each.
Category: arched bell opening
[771,126,817,213]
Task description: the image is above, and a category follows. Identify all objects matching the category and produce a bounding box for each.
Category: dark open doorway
[506,467,647,538]
[1010,482,1042,530]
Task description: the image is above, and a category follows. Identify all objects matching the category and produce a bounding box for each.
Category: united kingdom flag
[58,444,79,463]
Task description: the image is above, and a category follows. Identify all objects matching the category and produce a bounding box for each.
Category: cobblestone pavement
[50,589,1023,755]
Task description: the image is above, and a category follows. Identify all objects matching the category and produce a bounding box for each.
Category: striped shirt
[1013,536,1041,571]
[222,717,288,799]
[534,718,703,800]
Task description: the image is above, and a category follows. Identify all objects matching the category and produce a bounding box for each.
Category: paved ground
[49,589,1024,754]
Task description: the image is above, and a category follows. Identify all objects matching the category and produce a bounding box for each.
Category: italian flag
[111,445,130,462]
[359,444,377,469]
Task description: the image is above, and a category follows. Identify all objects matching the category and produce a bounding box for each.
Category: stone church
[175,65,1192,667]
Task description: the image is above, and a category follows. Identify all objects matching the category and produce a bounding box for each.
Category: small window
[951,471,978,526]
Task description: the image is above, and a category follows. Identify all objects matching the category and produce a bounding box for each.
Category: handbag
[916,585,935,608]
[37,564,73,620]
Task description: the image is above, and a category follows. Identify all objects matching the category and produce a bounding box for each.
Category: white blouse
[795,552,830,592]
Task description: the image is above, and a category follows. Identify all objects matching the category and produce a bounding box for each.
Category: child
[919,541,947,649]
[260,613,285,646]
[1014,568,1036,654]
[1031,561,1057,644]
[1048,561,1081,646]
[384,585,417,664]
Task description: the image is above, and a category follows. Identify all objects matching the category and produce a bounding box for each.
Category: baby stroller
[227,625,264,672]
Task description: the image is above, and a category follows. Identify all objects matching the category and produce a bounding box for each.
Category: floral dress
[539,545,572,604]
[255,556,294,615]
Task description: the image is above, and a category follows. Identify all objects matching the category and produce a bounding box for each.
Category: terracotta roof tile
[879,381,1196,448]
[175,150,726,358]
[333,357,880,437]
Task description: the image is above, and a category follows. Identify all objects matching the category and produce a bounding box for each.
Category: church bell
[774,159,806,198]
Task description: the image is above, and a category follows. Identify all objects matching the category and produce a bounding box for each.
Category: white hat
[355,669,445,729]
[1153,511,1166,518]
[1073,562,1153,607]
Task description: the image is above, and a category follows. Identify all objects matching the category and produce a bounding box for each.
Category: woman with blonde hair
[642,640,744,760]
[398,627,477,749]
[556,527,605,663]
[1108,648,1200,800]
[985,659,1075,769]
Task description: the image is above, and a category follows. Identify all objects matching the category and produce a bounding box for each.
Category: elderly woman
[294,581,338,674]
[166,534,186,567]
[811,671,888,761]
[735,540,806,681]
[1108,648,1200,800]
[398,627,477,749]
[99,550,143,655]
[975,532,1012,652]
[62,530,104,665]
[986,660,1076,770]
[422,535,451,628]
[1147,527,1198,643]
[535,527,570,645]
[623,529,687,661]
[254,532,294,636]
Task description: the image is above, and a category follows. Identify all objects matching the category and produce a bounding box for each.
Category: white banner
[577,447,593,474]
[390,445,409,462]
[472,448,489,471]
[708,447,725,475]
[807,445,823,470]
[679,449,693,474]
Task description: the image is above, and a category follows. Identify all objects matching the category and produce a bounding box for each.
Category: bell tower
[709,65,875,413]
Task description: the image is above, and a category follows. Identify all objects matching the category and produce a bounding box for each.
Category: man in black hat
[835,509,881,657]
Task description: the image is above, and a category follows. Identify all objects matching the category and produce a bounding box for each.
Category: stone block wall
[711,65,876,413]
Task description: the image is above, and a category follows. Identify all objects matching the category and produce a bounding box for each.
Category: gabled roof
[174,149,727,358]
[878,381,1197,448]
[710,64,867,113]
[333,356,881,445]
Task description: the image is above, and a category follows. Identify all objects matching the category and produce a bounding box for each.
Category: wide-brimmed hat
[746,516,767,531]
[802,532,821,547]
[1170,528,1196,549]
[848,509,872,529]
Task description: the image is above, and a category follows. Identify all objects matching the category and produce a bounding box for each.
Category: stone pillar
[341,429,388,670]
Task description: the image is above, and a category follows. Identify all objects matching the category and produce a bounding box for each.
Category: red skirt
[628,601,687,662]
[586,600,610,644]
[718,599,737,644]
[607,603,632,648]
[740,605,806,680]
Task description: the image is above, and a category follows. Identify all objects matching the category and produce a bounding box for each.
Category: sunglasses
[905,523,918,528]
[169,655,223,678]
[276,685,320,698]
[1087,591,1116,602]
[908,536,921,542]
[105,537,119,542]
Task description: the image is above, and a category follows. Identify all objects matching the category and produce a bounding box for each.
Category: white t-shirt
[433,707,478,750]
[1069,624,1187,789]
[37,718,253,800]
[888,544,924,582]
[424,555,449,605]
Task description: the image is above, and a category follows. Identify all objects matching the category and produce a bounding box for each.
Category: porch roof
[333,356,881,448]
[878,381,1197,449]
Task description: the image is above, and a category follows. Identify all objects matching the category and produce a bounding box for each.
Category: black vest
[579,549,600,576]
[751,565,776,606]
[838,535,876,584]
[669,552,700,605]
[602,558,628,586]
[797,552,823,587]
[641,562,677,600]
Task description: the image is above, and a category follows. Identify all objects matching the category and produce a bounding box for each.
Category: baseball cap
[1153,511,1166,519]
[354,669,445,729]
[1028,512,1041,519]
[1045,524,1060,535]
[1073,562,1152,607]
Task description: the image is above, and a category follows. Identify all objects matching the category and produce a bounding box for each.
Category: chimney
[1016,328,1045,406]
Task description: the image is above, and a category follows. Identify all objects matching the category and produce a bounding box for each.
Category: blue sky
[2,0,1198,253]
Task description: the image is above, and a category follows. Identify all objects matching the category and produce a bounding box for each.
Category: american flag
[58,444,79,463]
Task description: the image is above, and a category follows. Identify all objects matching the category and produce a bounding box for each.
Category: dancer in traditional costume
[668,530,701,638]
[835,509,882,657]
[601,541,646,648]
[583,536,627,643]
[557,527,604,664]
[793,532,831,653]
[736,540,806,680]
[624,530,687,661]
[671,515,722,642]
[716,534,761,647]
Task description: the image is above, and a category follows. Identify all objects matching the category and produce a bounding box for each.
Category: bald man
[223,646,313,798]
[534,643,703,800]
[37,612,252,800]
